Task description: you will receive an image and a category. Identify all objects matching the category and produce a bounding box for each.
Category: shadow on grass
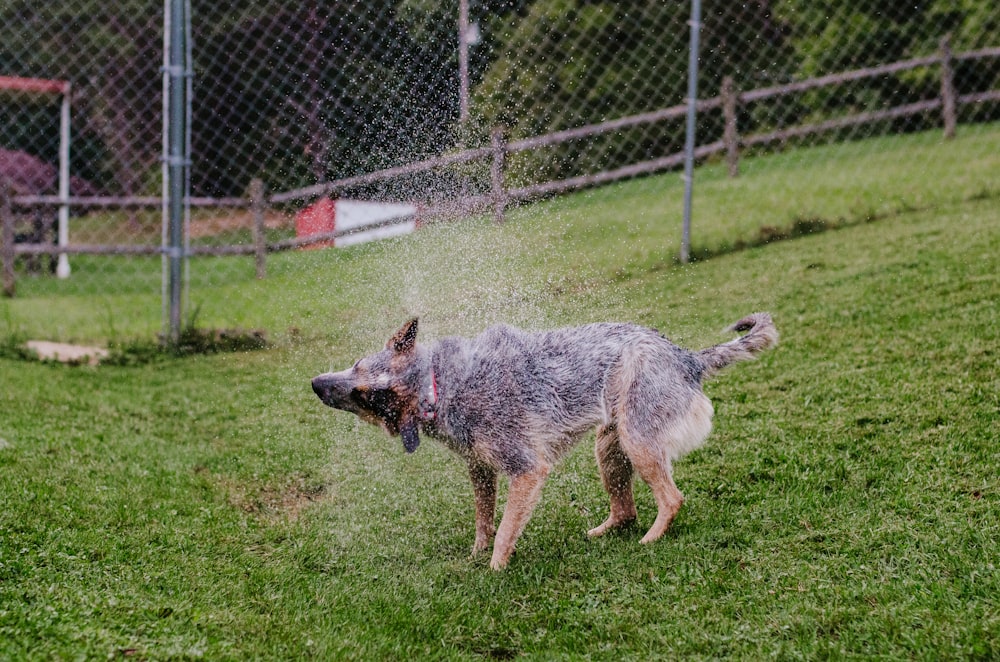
[684,215,838,264]
[681,185,998,264]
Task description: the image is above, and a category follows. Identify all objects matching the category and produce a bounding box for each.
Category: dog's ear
[400,417,420,453]
[387,318,419,354]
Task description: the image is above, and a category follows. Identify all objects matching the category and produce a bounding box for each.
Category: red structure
[294,198,336,249]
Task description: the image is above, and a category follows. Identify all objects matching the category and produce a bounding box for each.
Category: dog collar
[421,370,438,421]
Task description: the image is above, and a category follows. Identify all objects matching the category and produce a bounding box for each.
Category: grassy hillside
[1,126,998,659]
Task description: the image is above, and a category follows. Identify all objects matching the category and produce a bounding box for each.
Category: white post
[56,83,71,278]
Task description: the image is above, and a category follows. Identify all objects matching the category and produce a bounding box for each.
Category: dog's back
[426,322,717,469]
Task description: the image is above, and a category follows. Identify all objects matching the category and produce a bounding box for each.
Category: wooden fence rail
[9,195,249,208]
[2,37,998,296]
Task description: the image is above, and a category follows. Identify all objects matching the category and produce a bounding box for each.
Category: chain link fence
[1,2,997,341]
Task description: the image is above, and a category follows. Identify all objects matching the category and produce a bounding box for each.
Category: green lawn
[1,126,998,659]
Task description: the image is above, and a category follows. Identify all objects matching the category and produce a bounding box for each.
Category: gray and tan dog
[312,313,777,569]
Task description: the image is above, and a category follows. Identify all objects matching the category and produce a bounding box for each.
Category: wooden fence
[3,37,999,296]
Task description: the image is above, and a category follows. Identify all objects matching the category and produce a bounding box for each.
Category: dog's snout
[312,373,339,400]
[312,371,354,408]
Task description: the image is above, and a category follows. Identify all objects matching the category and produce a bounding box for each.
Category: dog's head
[312,318,425,453]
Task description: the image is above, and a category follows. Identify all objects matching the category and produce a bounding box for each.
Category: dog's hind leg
[469,462,498,555]
[622,395,714,544]
[629,451,684,544]
[490,464,551,570]
[588,424,638,537]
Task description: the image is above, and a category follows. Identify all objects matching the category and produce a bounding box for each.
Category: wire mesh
[0,2,997,340]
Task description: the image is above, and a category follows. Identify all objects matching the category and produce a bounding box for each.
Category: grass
[1,125,999,659]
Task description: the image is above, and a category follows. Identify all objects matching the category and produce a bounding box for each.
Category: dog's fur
[312,314,777,569]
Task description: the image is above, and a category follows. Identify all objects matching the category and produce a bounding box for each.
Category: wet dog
[312,314,777,569]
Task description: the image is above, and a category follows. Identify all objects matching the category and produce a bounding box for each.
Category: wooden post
[940,34,957,139]
[490,127,507,224]
[249,178,267,279]
[722,76,740,178]
[413,203,426,230]
[1,180,15,297]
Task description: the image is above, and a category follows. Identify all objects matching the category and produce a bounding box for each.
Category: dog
[312,313,777,569]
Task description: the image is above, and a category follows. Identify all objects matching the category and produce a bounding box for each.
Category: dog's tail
[697,312,778,378]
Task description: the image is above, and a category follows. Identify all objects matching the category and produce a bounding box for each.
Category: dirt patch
[26,340,109,366]
[187,210,292,239]
[205,468,331,523]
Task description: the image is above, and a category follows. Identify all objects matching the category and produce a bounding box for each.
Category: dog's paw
[489,547,514,570]
[471,531,495,557]
[587,515,637,538]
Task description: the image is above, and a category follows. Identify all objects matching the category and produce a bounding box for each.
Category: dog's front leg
[469,462,498,556]
[490,464,551,570]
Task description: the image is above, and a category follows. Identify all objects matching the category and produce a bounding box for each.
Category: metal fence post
[1,180,15,298]
[490,127,507,224]
[249,177,267,280]
[939,34,957,139]
[679,0,702,264]
[164,0,190,342]
[722,75,740,178]
[458,0,471,125]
